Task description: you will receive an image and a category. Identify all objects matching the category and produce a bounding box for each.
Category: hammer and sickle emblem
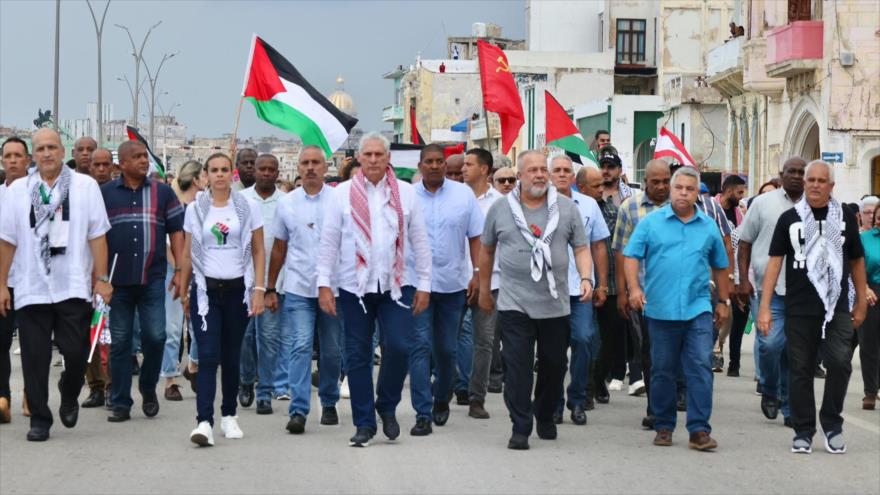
[495,56,510,73]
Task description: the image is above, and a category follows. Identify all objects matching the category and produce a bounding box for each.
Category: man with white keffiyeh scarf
[0,129,112,442]
[758,160,868,455]
[478,150,593,450]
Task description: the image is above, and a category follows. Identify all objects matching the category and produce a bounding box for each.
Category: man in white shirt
[0,129,112,442]
[461,148,504,419]
[548,156,609,426]
[0,137,30,423]
[406,144,483,436]
[267,145,342,434]
[238,154,286,414]
[317,132,432,447]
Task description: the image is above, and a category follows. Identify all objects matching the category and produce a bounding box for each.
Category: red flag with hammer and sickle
[477,40,524,154]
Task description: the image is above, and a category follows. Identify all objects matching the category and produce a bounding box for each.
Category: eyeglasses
[494,177,516,185]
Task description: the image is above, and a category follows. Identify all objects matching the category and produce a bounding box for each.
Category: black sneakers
[349,427,375,447]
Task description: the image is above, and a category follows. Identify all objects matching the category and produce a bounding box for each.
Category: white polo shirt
[317,178,432,294]
[474,185,504,290]
[0,171,110,309]
[273,184,338,298]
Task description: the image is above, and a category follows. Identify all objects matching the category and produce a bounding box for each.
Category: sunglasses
[494,177,516,184]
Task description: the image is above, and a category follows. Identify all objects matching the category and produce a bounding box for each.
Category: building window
[616,19,646,65]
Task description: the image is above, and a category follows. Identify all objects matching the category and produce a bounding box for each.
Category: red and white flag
[653,127,697,168]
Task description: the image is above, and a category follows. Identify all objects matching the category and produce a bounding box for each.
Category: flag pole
[229,95,244,159]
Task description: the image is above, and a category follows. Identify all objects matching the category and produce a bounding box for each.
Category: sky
[0,0,525,140]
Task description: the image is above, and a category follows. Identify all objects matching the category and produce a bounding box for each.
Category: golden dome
[328,76,356,116]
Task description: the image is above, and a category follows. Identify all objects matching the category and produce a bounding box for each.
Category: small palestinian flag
[544,91,597,166]
[242,35,358,158]
[126,125,165,178]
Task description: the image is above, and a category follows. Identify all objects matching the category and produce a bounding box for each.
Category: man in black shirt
[757,160,868,455]
[717,175,748,376]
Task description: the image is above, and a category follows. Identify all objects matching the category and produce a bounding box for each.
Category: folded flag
[88,295,111,363]
[242,35,358,158]
[126,125,165,178]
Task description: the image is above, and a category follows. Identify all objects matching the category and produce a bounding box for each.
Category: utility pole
[52,0,60,130]
[142,51,178,149]
[116,20,161,126]
[86,0,111,145]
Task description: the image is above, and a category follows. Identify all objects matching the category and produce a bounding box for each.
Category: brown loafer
[863,396,876,410]
[653,428,672,446]
[468,400,490,419]
[0,396,10,423]
[182,366,198,394]
[688,431,718,451]
[164,384,183,401]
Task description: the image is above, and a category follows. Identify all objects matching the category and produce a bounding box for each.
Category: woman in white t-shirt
[179,153,265,447]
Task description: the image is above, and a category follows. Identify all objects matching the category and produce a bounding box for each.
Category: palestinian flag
[126,125,165,178]
[544,91,597,166]
[242,35,358,158]
[389,143,422,181]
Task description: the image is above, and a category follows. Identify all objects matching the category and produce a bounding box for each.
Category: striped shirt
[597,197,619,295]
[696,194,732,237]
[612,190,668,253]
[101,177,184,286]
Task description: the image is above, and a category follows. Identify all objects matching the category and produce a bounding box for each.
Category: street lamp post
[115,20,161,126]
[142,51,178,149]
[86,0,111,146]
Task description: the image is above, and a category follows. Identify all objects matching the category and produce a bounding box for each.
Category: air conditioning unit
[840,52,855,67]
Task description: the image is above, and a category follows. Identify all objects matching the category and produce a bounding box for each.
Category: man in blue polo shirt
[623,166,730,451]
[101,140,184,422]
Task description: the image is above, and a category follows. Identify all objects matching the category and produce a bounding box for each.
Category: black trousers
[785,311,853,437]
[17,298,92,429]
[628,310,652,415]
[594,301,627,384]
[857,284,880,397]
[0,289,14,399]
[727,301,750,371]
[499,310,569,436]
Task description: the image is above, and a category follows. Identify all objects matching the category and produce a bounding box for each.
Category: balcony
[706,37,744,98]
[664,75,724,108]
[765,21,823,78]
[742,38,784,97]
[382,105,403,122]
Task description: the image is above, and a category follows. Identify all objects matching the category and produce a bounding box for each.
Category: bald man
[446,154,464,183]
[73,136,97,175]
[0,129,112,441]
[90,149,113,186]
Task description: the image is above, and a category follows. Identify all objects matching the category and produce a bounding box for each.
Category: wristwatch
[265,288,277,294]
[97,275,110,283]
[720,298,731,306]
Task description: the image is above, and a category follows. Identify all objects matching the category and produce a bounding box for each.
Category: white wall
[527,0,603,53]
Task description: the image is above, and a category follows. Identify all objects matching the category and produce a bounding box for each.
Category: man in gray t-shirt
[478,150,592,450]
[736,156,805,423]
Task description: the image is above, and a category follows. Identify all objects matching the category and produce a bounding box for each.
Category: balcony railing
[381,105,403,122]
[765,21,823,78]
[706,37,743,78]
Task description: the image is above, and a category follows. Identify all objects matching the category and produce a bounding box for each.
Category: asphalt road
[1,331,878,495]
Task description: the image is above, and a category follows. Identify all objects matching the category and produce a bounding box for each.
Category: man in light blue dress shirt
[407,144,484,436]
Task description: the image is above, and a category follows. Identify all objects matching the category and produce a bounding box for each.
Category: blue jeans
[752,292,789,417]
[454,306,474,393]
[189,282,249,425]
[272,306,295,396]
[559,298,598,410]
[161,264,184,378]
[109,277,166,412]
[339,287,416,430]
[240,319,257,386]
[283,293,342,417]
[647,313,714,434]
[410,290,466,419]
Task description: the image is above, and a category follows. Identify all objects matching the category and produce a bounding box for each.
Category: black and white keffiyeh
[794,197,844,337]
[507,184,560,299]
[190,190,255,331]
[29,164,71,276]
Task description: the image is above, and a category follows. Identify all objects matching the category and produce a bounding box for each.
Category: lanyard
[39,183,51,204]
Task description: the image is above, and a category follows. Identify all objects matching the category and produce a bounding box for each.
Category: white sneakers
[221,416,244,439]
[608,379,624,391]
[628,380,647,396]
[190,421,214,447]
[190,417,243,446]
[340,377,350,399]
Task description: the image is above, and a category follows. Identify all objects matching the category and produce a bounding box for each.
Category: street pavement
[1,331,878,495]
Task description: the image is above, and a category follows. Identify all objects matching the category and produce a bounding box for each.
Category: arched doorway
[783,97,822,162]
[801,122,820,161]
[873,155,880,195]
